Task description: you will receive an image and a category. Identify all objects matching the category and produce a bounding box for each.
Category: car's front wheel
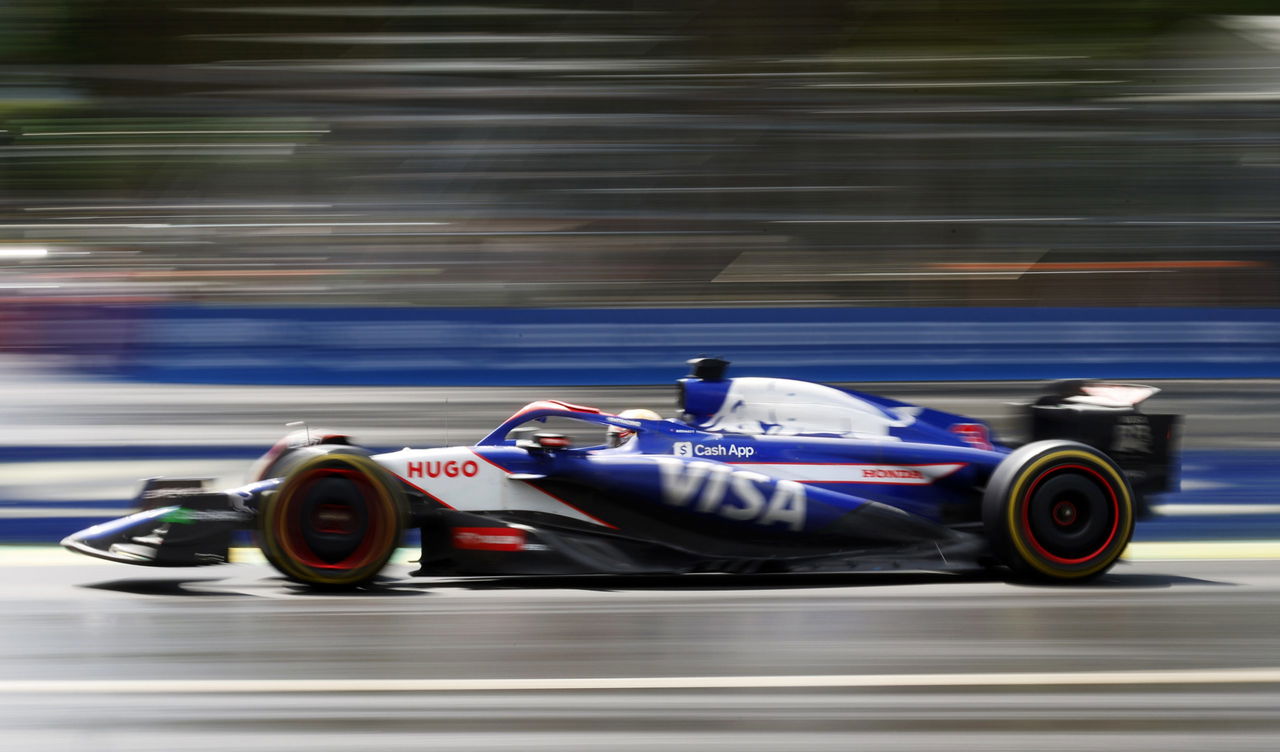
[258,452,406,588]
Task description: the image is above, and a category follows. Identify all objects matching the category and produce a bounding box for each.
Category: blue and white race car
[64,358,1179,586]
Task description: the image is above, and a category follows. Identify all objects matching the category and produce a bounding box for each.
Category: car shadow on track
[77,569,1236,597]
[80,574,434,598]
[1001,570,1237,590]
[1047,572,1236,589]
[283,580,429,597]
[83,578,247,597]
[409,570,1004,592]
[80,571,1005,596]
[370,567,1237,593]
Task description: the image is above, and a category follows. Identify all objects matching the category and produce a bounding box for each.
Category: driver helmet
[606,408,663,447]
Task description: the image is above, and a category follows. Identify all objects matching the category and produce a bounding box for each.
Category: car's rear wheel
[982,440,1134,582]
[258,452,405,588]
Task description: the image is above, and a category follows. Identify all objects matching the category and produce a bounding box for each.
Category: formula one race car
[63,359,1179,586]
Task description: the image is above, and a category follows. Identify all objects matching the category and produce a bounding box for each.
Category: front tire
[983,440,1134,582]
[258,452,406,588]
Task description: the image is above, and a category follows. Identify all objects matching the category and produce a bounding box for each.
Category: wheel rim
[277,466,392,572]
[1019,463,1120,565]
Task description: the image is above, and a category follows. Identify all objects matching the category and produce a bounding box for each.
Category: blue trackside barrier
[25,305,1280,385]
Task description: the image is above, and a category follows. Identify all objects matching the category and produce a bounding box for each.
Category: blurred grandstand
[0,0,1277,319]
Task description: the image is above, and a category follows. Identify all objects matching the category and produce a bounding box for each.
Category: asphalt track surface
[2,556,1279,751]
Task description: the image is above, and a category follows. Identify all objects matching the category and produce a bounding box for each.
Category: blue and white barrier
[28,306,1280,386]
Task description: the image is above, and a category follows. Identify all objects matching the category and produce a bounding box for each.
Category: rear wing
[1027,380,1180,499]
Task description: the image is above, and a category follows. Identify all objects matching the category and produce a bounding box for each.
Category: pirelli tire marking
[1001,448,1134,580]
[259,454,404,587]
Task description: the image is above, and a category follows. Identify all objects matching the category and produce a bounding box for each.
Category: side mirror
[516,433,572,452]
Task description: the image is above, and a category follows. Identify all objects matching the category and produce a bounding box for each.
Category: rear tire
[982,440,1134,583]
[258,452,406,588]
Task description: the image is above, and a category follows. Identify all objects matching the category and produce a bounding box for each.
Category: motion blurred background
[0,0,1276,538]
[0,0,1277,386]
[5,9,1280,749]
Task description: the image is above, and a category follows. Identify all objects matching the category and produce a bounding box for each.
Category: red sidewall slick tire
[259,454,405,588]
[982,440,1135,582]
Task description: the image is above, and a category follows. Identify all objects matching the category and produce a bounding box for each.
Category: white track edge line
[4,668,1279,694]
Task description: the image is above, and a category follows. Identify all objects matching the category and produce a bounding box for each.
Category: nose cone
[61,505,237,567]
[61,507,175,564]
